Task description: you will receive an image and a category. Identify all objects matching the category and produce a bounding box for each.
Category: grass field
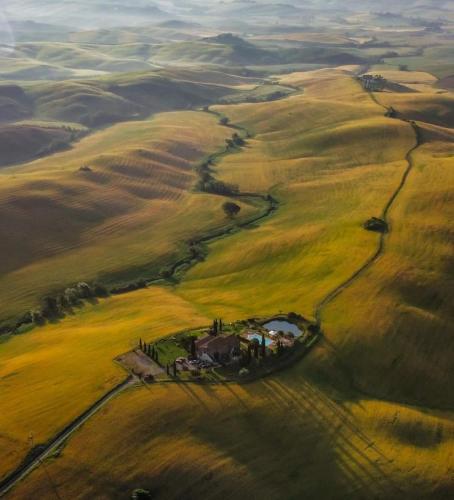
[6,341,454,499]
[176,69,415,320]
[320,93,454,409]
[0,110,260,324]
[0,287,211,480]
[1,66,453,498]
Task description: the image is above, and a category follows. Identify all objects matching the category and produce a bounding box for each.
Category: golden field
[0,287,211,479]
[0,110,258,323]
[1,67,453,498]
[6,344,454,499]
[177,69,415,319]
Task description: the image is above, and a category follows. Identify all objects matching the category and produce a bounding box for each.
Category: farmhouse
[195,334,240,363]
[359,74,387,91]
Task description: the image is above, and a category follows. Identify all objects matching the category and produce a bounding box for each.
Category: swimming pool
[263,320,302,337]
[247,333,273,346]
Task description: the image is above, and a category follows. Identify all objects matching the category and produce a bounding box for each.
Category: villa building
[195,334,240,363]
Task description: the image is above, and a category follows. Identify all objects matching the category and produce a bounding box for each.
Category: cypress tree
[139,338,143,350]
[173,361,177,377]
[191,338,196,358]
[261,334,266,357]
[143,342,147,353]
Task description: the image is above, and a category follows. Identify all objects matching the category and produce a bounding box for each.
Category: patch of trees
[199,178,240,196]
[131,488,153,500]
[37,129,87,158]
[363,217,388,233]
[110,279,147,295]
[210,318,224,335]
[139,339,160,365]
[222,201,241,218]
[226,133,245,149]
[15,282,110,330]
[385,106,397,118]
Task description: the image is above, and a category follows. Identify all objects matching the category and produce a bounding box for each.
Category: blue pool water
[247,333,273,346]
[263,320,302,337]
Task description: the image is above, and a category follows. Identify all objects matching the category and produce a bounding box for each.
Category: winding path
[314,93,421,324]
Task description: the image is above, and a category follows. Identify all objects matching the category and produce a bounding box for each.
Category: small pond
[263,320,302,337]
[247,333,274,346]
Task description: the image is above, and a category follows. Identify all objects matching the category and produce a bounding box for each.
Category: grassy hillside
[0,84,32,122]
[26,72,235,127]
[0,67,453,498]
[14,42,154,73]
[177,69,415,318]
[0,123,78,167]
[321,94,454,409]
[0,287,211,481]
[0,110,260,324]
[4,309,453,499]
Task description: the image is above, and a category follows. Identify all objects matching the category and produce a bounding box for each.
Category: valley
[0,2,453,499]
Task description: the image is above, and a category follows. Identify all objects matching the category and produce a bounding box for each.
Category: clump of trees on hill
[223,201,241,218]
[195,159,239,195]
[16,282,110,330]
[226,133,245,149]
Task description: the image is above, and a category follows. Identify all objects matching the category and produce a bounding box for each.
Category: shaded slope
[0,111,253,323]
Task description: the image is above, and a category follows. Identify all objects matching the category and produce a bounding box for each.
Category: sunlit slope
[26,73,233,127]
[0,111,256,323]
[0,287,210,480]
[379,91,454,128]
[8,353,454,499]
[177,70,415,319]
[14,42,153,73]
[321,109,454,409]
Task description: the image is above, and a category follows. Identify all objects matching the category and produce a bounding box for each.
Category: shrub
[222,202,241,218]
[76,282,94,299]
[93,284,109,297]
[131,489,153,500]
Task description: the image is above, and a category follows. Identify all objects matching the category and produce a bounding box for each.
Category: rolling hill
[0,110,259,325]
[1,67,452,499]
